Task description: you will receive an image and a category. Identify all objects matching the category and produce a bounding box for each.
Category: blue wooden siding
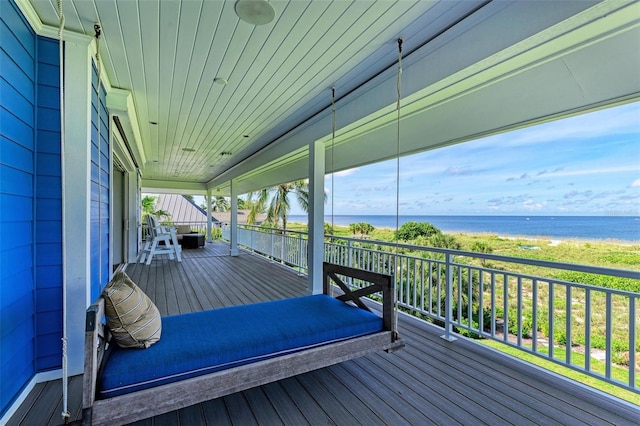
[90,63,110,302]
[0,0,37,415]
[0,0,62,416]
[35,37,62,371]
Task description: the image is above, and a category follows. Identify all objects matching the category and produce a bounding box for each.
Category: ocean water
[288,215,640,242]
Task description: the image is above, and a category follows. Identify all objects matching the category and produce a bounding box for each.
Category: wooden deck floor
[8,242,640,425]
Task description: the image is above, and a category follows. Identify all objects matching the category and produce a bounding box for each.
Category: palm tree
[200,196,230,212]
[141,195,171,222]
[247,180,319,229]
[213,196,229,212]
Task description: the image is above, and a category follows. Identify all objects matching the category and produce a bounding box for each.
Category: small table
[182,233,205,249]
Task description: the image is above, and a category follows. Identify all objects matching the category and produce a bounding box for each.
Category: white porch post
[308,140,325,294]
[125,172,138,263]
[206,189,213,242]
[63,39,92,374]
[229,181,239,256]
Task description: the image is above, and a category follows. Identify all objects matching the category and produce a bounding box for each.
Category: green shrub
[600,251,640,266]
[349,222,375,235]
[429,233,461,250]
[395,221,440,241]
[556,271,640,293]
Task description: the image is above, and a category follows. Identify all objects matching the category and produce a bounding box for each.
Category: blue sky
[290,101,640,216]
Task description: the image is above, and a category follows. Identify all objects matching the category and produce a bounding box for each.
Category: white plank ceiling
[27,0,640,194]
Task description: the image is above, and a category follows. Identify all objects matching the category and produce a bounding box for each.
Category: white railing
[223,224,640,394]
[234,225,308,274]
[143,221,217,239]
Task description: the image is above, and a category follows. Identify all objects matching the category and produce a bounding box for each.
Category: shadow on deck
[8,242,640,425]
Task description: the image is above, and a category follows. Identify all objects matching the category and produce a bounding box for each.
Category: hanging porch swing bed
[82,262,403,425]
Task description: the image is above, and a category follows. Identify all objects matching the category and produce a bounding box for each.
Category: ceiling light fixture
[150,121,158,125]
[182,147,196,152]
[235,0,275,25]
[214,77,228,85]
[220,151,232,157]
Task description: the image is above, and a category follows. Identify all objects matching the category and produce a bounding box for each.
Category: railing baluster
[441,252,457,341]
[420,259,425,314]
[629,296,636,390]
[428,260,433,317]
[437,261,442,319]
[457,264,462,329]
[585,288,591,372]
[606,292,613,379]
[549,282,554,360]
[479,270,484,337]
[467,267,473,333]
[490,272,496,338]
[503,274,509,344]
[413,259,418,309]
[566,285,572,366]
[532,278,538,353]
[517,276,523,347]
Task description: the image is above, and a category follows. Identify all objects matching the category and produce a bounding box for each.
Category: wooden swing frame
[82,262,403,425]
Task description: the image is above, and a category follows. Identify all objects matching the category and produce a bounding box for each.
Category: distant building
[155,194,265,225]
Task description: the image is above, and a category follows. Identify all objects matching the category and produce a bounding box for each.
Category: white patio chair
[137,215,182,264]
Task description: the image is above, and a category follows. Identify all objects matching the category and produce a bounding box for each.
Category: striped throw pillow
[103,271,162,348]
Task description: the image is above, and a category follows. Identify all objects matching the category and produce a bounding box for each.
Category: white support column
[63,39,92,375]
[125,172,138,263]
[206,189,213,242]
[229,181,239,256]
[308,140,325,294]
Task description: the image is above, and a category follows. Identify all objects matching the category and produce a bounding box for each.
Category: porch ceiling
[26,0,640,195]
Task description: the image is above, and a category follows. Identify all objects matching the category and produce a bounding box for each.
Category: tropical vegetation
[141,195,170,221]
[247,180,319,229]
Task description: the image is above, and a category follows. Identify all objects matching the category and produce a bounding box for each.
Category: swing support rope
[393,37,403,339]
[57,0,69,421]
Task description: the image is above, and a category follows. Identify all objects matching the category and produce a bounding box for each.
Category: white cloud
[333,168,360,177]
[630,179,640,188]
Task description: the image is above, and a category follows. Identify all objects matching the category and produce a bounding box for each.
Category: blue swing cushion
[99,294,382,398]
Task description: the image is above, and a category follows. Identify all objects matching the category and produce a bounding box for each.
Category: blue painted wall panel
[36,84,60,109]
[36,130,61,154]
[0,50,35,99]
[36,318,62,342]
[1,293,34,338]
[0,194,33,220]
[0,0,37,414]
[35,221,62,243]
[36,265,62,289]
[36,152,61,176]
[0,165,32,195]
[35,175,61,198]
[0,272,32,319]
[35,243,62,265]
[90,62,109,299]
[0,136,32,172]
[35,36,62,372]
[36,38,59,65]
[1,78,34,121]
[0,50,34,99]
[36,107,61,132]
[0,107,34,146]
[1,0,64,411]
[36,198,61,221]
[36,63,59,86]
[0,221,32,251]
[0,325,34,401]
[0,20,35,78]
[0,245,33,281]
